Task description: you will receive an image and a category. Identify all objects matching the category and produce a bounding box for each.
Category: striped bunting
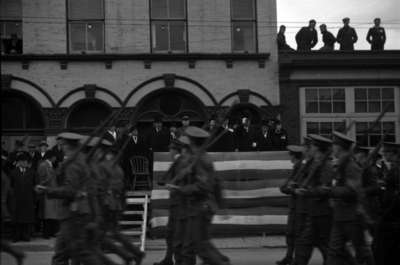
[150,151,291,237]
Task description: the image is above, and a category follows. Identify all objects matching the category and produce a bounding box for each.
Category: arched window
[1,90,45,134]
[135,89,207,123]
[67,99,112,131]
[228,103,262,126]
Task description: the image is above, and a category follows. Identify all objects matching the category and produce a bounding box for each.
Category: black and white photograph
[1,0,399,264]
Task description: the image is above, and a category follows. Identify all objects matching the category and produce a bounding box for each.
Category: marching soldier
[336,17,358,51]
[293,134,333,265]
[155,136,195,265]
[167,126,230,265]
[326,132,375,265]
[366,18,386,51]
[35,132,103,265]
[277,145,304,265]
[374,142,400,265]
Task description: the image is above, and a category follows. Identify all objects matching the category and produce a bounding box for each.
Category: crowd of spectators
[278,17,387,51]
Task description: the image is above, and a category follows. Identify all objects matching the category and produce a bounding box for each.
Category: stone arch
[56,85,123,108]
[123,74,218,107]
[65,98,113,132]
[1,88,46,135]
[219,90,274,107]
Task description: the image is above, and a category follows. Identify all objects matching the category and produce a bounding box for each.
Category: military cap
[383,142,400,153]
[343,17,350,22]
[287,145,304,153]
[184,126,210,138]
[182,115,189,120]
[177,135,191,146]
[56,132,83,141]
[309,19,316,24]
[309,134,333,148]
[353,146,372,155]
[332,131,355,149]
[39,140,49,147]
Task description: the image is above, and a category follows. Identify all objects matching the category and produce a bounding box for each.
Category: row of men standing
[278,133,400,265]
[278,17,386,51]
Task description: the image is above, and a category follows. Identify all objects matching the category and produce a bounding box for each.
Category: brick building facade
[1,0,279,147]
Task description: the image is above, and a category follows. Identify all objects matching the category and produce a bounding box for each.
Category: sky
[277,0,400,50]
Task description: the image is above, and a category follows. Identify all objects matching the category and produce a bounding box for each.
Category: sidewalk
[9,236,286,252]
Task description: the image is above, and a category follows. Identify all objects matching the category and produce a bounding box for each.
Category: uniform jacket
[330,154,363,221]
[336,26,358,50]
[295,27,318,51]
[10,167,36,223]
[322,31,336,49]
[361,164,382,221]
[381,161,400,222]
[366,27,386,46]
[37,160,60,220]
[280,160,303,209]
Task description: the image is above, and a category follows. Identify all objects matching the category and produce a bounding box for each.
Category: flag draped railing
[150,151,292,237]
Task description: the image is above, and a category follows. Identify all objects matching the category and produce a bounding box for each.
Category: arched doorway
[133,88,207,127]
[66,99,112,133]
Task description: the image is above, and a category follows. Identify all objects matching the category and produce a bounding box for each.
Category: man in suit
[104,125,118,145]
[50,138,64,169]
[147,117,170,152]
[337,17,358,51]
[366,18,386,51]
[272,121,289,151]
[27,143,40,171]
[256,120,274,151]
[235,117,257,151]
[319,24,336,51]
[295,20,318,51]
[169,122,178,142]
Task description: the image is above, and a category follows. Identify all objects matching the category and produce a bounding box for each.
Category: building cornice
[1,53,270,69]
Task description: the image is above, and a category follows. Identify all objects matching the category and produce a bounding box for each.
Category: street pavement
[1,248,323,265]
[1,236,323,265]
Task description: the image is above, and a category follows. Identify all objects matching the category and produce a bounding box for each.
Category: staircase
[120,191,150,251]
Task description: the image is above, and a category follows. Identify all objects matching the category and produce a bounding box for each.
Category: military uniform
[295,27,318,51]
[294,135,333,265]
[278,145,304,265]
[320,30,336,51]
[366,26,386,51]
[336,24,358,51]
[43,133,103,265]
[327,132,374,265]
[374,142,400,265]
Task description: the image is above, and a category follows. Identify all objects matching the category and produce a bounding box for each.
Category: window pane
[355,102,367,112]
[69,0,103,20]
[232,21,255,52]
[152,21,169,51]
[369,122,381,134]
[306,122,319,134]
[232,0,255,19]
[169,21,186,51]
[334,122,346,132]
[86,22,103,51]
[320,122,332,134]
[381,88,394,99]
[70,23,86,52]
[356,122,368,133]
[355,88,367,100]
[151,0,168,18]
[2,21,22,38]
[384,135,395,142]
[332,89,345,100]
[306,102,318,113]
[382,101,395,112]
[369,135,381,146]
[368,101,380,112]
[305,88,318,101]
[333,102,345,113]
[319,102,331,113]
[368,88,380,100]
[383,122,395,134]
[169,0,185,18]
[319,89,331,100]
[356,135,368,146]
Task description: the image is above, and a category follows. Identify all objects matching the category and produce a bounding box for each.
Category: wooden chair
[129,156,152,191]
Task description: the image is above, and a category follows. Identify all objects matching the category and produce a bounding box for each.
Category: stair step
[125,191,151,197]
[123,210,144,215]
[119,220,142,225]
[126,198,147,204]
[120,230,142,236]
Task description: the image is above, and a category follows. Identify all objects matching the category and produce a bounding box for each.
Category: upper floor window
[150,0,187,53]
[231,0,257,53]
[68,0,104,54]
[0,0,22,54]
[354,87,395,113]
[305,88,346,113]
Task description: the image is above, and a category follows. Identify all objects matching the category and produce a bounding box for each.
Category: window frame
[149,0,188,53]
[230,0,258,53]
[0,20,23,39]
[300,86,400,146]
[66,0,105,54]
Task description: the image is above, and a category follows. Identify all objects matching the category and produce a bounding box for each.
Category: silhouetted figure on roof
[319,24,336,51]
[295,20,318,51]
[336,17,358,51]
[367,18,386,51]
[277,25,294,51]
